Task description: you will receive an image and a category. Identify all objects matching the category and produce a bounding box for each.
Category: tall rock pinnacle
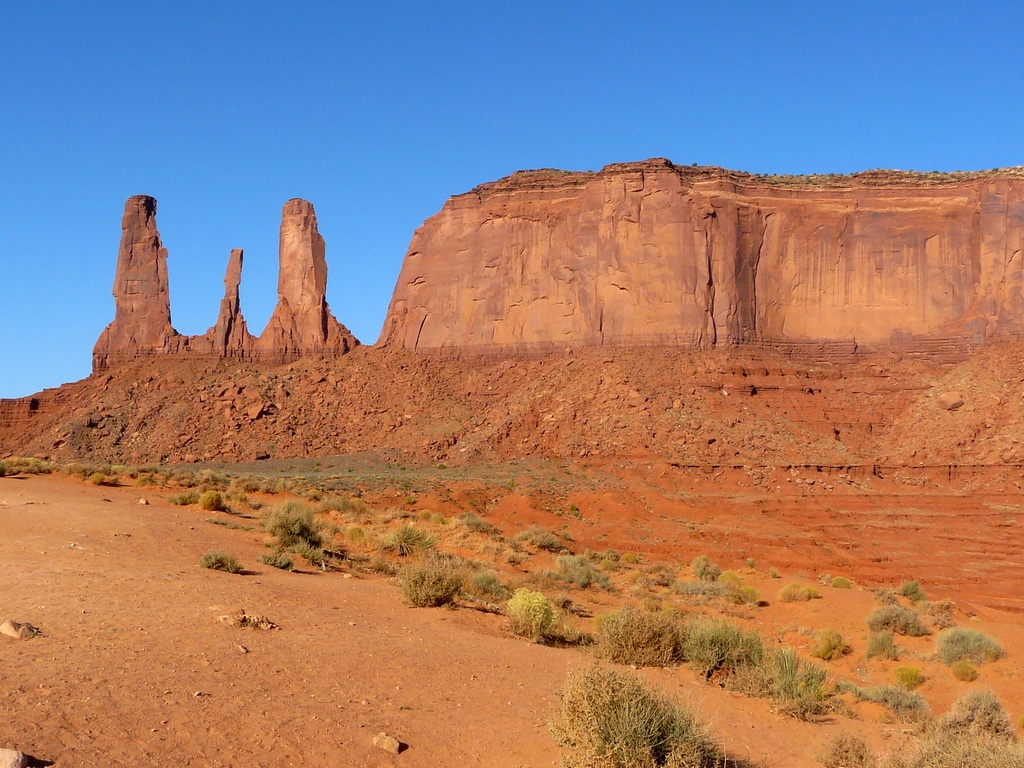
[93,195,181,370]
[257,198,358,360]
[202,248,252,356]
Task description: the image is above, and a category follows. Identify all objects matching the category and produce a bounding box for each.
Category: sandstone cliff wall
[379,159,1024,354]
[93,197,357,371]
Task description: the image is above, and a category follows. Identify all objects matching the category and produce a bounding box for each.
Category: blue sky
[2,2,1023,397]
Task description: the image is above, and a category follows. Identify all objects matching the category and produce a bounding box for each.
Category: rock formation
[380,158,1024,357]
[258,199,356,359]
[93,197,357,371]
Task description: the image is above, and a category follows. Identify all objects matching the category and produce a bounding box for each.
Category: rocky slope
[380,159,1024,357]
[92,196,357,370]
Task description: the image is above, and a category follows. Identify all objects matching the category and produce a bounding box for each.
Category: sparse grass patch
[199,551,242,574]
[459,511,500,536]
[867,631,899,661]
[692,554,722,582]
[922,599,956,629]
[811,629,850,661]
[290,541,329,569]
[936,628,1003,665]
[469,570,510,600]
[4,457,53,474]
[593,607,687,667]
[819,734,876,768]
[506,588,560,642]
[898,580,927,603]
[837,683,928,722]
[515,524,567,553]
[550,665,724,768]
[399,557,463,607]
[557,555,611,590]
[867,605,929,637]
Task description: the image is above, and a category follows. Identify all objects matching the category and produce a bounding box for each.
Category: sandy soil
[1,471,1021,767]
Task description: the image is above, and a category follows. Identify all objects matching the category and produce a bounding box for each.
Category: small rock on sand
[373,732,402,754]
[0,621,40,640]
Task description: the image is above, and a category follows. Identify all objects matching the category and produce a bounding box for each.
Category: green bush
[682,617,764,677]
[951,660,978,682]
[593,608,687,667]
[259,553,294,571]
[515,525,567,553]
[199,551,242,574]
[937,628,1003,665]
[866,631,899,660]
[557,555,611,590]
[263,502,324,549]
[169,490,200,506]
[811,629,850,661]
[895,666,925,689]
[198,490,224,511]
[898,579,927,603]
[866,605,929,637]
[830,576,853,589]
[382,523,435,556]
[469,571,510,599]
[550,665,724,768]
[506,588,559,642]
[399,559,463,607]
[691,554,722,582]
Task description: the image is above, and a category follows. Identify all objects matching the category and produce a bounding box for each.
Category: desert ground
[1,457,1021,767]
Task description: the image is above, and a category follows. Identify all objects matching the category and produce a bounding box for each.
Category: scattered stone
[217,610,277,631]
[0,621,41,640]
[372,732,402,754]
[938,391,965,410]
[0,748,28,768]
[138,498,150,505]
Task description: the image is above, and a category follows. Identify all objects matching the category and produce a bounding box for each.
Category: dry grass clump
[811,629,850,661]
[894,666,925,690]
[3,457,53,475]
[950,660,978,682]
[837,682,929,722]
[557,555,612,590]
[399,557,463,607]
[467,570,510,600]
[867,631,899,660]
[198,490,224,511]
[506,588,560,642]
[819,734,876,768]
[921,599,956,629]
[459,511,501,536]
[169,490,200,506]
[691,555,722,582]
[550,665,725,768]
[778,583,821,603]
[682,617,764,678]
[830,576,853,589]
[199,551,242,574]
[936,628,1003,665]
[515,524,568,553]
[382,523,435,556]
[263,501,325,550]
[259,552,294,571]
[898,580,927,603]
[867,606,929,637]
[593,607,687,667]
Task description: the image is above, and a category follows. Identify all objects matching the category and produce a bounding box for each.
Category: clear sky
[2,2,1023,397]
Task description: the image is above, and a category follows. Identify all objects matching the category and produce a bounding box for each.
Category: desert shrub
[291,541,328,568]
[867,631,899,660]
[620,552,639,565]
[672,580,727,601]
[88,472,107,485]
[950,660,978,682]
[898,580,927,603]
[593,607,687,667]
[515,525,567,553]
[766,647,830,719]
[506,588,559,642]
[811,629,850,661]
[839,683,928,722]
[820,734,876,768]
[469,570,510,599]
[399,558,463,607]
[731,584,761,605]
[316,495,366,515]
[867,606,929,637]
[937,689,1015,740]
[830,576,853,589]
[199,551,242,574]
[691,555,722,582]
[718,570,743,588]
[136,473,158,486]
[682,617,764,677]
[459,511,500,536]
[259,553,294,571]
[558,555,611,590]
[381,523,435,556]
[874,588,898,606]
[169,490,200,506]
[778,583,820,603]
[921,599,956,629]
[3,457,52,474]
[550,665,724,768]
[936,628,1003,665]
[198,490,224,511]
[895,666,925,690]
[263,502,324,549]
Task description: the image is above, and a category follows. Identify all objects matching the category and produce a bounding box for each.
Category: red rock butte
[92,196,358,371]
[379,158,1024,359]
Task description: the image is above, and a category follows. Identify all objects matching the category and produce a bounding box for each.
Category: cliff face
[379,159,1024,354]
[93,197,357,370]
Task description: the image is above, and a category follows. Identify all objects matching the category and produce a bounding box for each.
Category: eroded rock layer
[380,159,1024,355]
[92,197,357,370]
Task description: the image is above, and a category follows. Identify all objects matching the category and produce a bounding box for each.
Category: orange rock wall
[380,160,1024,352]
